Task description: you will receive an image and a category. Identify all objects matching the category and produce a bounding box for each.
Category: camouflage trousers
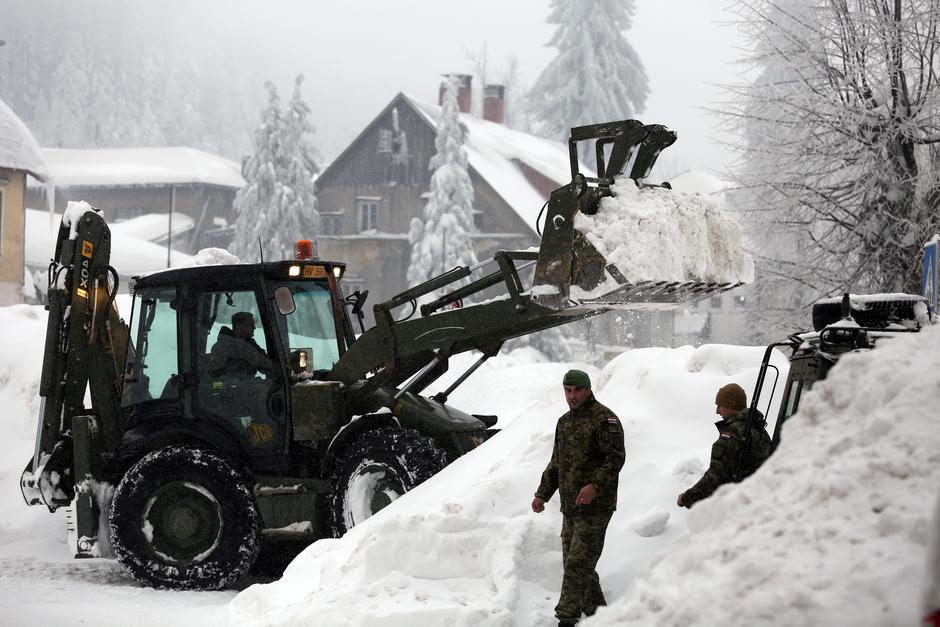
[555,510,613,622]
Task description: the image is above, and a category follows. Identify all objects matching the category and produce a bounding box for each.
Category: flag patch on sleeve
[607,417,619,424]
[719,432,732,439]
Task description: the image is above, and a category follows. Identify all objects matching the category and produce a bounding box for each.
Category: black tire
[108,446,262,590]
[328,428,447,537]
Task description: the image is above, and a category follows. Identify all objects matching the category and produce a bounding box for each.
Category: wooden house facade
[0,98,46,305]
[314,83,572,323]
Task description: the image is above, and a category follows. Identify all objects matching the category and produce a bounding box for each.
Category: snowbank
[2,298,934,626]
[574,178,754,291]
[228,344,785,626]
[585,325,940,627]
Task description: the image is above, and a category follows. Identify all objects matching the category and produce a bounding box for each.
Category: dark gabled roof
[318,92,581,234]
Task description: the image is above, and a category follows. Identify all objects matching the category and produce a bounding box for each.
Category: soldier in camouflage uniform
[678,383,772,509]
[532,369,625,627]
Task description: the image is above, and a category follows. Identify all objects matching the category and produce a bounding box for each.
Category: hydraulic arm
[21,206,128,516]
[330,120,741,406]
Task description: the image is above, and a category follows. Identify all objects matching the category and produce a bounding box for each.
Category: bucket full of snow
[532,178,753,311]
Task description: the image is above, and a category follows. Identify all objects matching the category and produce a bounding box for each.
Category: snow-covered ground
[1,303,937,626]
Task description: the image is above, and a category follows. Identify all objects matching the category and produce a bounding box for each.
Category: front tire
[108,446,262,590]
[328,428,446,537]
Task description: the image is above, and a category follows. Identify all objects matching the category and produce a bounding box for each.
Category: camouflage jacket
[683,407,772,508]
[535,397,626,514]
[208,327,274,378]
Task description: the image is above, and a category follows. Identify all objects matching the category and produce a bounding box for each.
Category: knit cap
[563,369,591,389]
[715,383,747,410]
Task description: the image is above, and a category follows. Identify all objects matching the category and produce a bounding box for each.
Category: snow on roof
[406,94,579,233]
[25,208,192,277]
[110,212,195,243]
[0,97,47,180]
[36,147,246,189]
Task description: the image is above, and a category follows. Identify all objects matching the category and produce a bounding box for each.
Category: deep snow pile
[3,298,936,626]
[573,179,753,295]
[227,343,786,626]
[585,325,940,627]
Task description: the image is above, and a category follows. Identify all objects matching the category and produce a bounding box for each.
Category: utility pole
[167,186,176,268]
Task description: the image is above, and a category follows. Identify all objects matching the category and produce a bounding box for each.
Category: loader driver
[208,312,275,380]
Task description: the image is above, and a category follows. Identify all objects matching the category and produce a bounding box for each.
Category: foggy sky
[5,0,747,174]
[246,1,746,174]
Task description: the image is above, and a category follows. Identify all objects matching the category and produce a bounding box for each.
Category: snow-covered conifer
[278,75,320,241]
[407,77,478,291]
[528,0,648,165]
[230,82,284,261]
[231,77,320,262]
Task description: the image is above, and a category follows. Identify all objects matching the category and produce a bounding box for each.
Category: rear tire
[108,446,262,590]
[328,428,446,537]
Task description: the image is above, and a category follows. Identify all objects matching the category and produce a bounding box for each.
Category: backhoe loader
[20,120,744,590]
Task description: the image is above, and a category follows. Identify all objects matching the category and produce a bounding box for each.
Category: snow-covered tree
[722,0,940,339]
[0,1,251,157]
[407,77,478,292]
[230,78,319,262]
[527,0,648,164]
[278,75,320,242]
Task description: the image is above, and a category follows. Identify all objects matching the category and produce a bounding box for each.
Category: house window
[472,210,484,231]
[342,275,366,296]
[710,293,724,309]
[734,294,746,308]
[356,197,379,232]
[320,211,344,236]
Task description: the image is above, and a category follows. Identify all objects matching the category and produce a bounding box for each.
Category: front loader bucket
[532,120,748,310]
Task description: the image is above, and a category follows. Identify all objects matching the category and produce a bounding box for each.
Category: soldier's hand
[676,492,685,507]
[575,484,597,506]
[531,497,545,513]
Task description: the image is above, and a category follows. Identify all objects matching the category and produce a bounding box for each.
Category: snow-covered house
[26,147,245,252]
[0,98,46,305]
[314,79,572,323]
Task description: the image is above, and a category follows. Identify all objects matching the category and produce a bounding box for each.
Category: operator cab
[121,260,348,468]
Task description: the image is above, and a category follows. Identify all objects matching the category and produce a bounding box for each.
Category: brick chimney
[483,84,505,124]
[439,74,473,114]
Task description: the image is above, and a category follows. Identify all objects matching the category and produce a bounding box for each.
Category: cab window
[277,280,341,371]
[123,288,178,404]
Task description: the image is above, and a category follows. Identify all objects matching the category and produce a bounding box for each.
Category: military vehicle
[20,120,742,590]
[747,292,930,458]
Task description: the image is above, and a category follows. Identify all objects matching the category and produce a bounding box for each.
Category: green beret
[563,369,591,388]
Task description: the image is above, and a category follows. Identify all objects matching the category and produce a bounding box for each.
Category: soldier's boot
[558,621,577,627]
